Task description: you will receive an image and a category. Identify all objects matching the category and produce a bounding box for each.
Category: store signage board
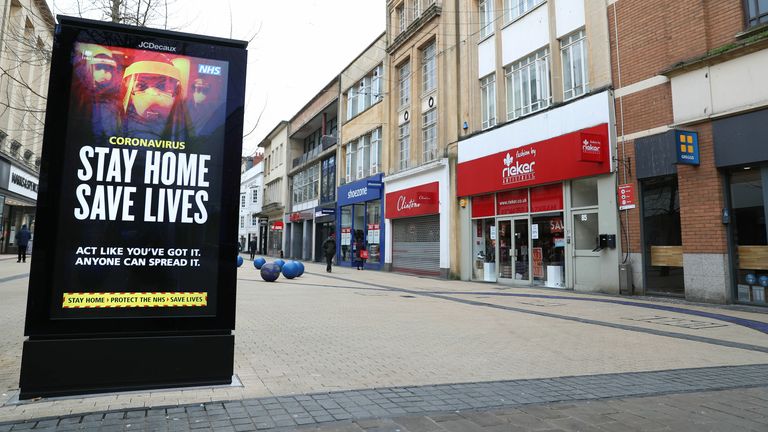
[20,17,247,399]
[385,182,439,219]
[675,130,700,165]
[8,166,39,200]
[618,183,636,210]
[457,124,610,197]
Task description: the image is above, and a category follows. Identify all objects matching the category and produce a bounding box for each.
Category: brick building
[611,0,768,305]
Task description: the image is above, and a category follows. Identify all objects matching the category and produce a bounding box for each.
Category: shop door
[572,210,601,290]
[497,218,530,283]
[392,215,440,276]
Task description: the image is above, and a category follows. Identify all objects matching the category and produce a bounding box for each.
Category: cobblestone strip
[2,364,768,431]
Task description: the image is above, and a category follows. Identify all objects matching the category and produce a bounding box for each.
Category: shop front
[383,160,450,277]
[314,206,335,262]
[286,210,314,260]
[457,92,620,292]
[337,174,384,270]
[268,220,284,257]
[714,109,768,306]
[0,162,38,255]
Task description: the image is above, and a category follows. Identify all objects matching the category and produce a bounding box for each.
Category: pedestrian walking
[15,224,31,263]
[249,238,257,260]
[322,234,336,273]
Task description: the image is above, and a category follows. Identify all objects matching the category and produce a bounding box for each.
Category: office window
[356,134,370,179]
[422,108,437,162]
[505,47,550,120]
[746,0,768,27]
[240,194,246,208]
[398,61,411,109]
[251,187,258,204]
[398,4,406,33]
[399,122,411,171]
[240,216,244,228]
[347,86,358,120]
[370,128,381,174]
[561,29,588,101]
[346,65,382,120]
[251,214,258,226]
[480,73,496,129]
[345,142,355,183]
[479,0,494,39]
[292,165,319,204]
[422,41,436,94]
[358,76,371,114]
[372,65,383,102]
[321,156,336,203]
[506,0,544,22]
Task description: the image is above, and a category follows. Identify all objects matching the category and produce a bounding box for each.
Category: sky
[46,0,387,156]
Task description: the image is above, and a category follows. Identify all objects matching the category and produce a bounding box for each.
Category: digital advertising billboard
[20,16,247,398]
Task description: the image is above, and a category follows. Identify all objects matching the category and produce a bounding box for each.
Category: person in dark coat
[249,238,257,260]
[322,234,336,273]
[15,224,31,263]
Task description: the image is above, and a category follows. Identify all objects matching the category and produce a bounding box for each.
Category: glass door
[512,218,530,281]
[497,219,513,279]
[497,217,531,283]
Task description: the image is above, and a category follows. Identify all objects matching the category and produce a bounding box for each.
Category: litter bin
[619,263,633,295]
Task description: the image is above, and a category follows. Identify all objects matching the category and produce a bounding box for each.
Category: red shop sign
[530,183,563,213]
[271,221,284,230]
[497,189,528,215]
[457,124,610,197]
[385,182,440,219]
[471,194,495,218]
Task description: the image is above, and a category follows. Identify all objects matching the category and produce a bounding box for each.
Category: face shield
[122,60,182,121]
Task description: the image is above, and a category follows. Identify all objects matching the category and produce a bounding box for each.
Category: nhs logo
[198,64,222,76]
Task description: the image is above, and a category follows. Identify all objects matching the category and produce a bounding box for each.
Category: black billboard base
[18,334,234,400]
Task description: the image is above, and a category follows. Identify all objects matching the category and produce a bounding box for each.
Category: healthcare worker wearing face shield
[120,55,189,140]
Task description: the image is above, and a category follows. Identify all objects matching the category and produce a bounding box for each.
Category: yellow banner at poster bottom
[62,292,207,308]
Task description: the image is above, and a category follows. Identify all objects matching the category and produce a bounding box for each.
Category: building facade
[258,121,290,257]
[337,33,387,270]
[0,0,53,254]
[455,0,620,292]
[238,156,264,254]
[611,0,768,306]
[383,0,460,277]
[285,78,339,262]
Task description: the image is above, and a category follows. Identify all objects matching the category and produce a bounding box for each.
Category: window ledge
[661,27,768,77]
[388,3,442,53]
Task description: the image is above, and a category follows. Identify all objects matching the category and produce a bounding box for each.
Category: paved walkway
[0,255,767,430]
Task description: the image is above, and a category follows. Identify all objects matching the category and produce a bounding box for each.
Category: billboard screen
[25,17,246,335]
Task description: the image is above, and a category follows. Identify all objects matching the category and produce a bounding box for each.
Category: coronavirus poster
[21,16,247,398]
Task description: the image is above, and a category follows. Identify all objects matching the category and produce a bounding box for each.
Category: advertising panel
[20,17,247,398]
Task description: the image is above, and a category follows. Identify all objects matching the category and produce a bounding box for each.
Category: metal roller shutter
[392,215,440,276]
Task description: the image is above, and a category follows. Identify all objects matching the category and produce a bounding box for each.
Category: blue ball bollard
[759,275,768,288]
[746,273,757,285]
[260,263,281,282]
[295,261,305,277]
[282,261,299,279]
[253,257,266,269]
[236,255,244,267]
[273,259,285,269]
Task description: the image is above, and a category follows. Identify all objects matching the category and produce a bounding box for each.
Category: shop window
[730,168,767,304]
[472,218,497,281]
[571,177,598,208]
[366,200,382,263]
[340,206,352,262]
[641,176,684,296]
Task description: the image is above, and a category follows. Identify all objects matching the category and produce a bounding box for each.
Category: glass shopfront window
[340,206,352,262]
[339,200,383,266]
[472,218,496,281]
[730,167,768,305]
[641,176,684,296]
[366,200,382,263]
